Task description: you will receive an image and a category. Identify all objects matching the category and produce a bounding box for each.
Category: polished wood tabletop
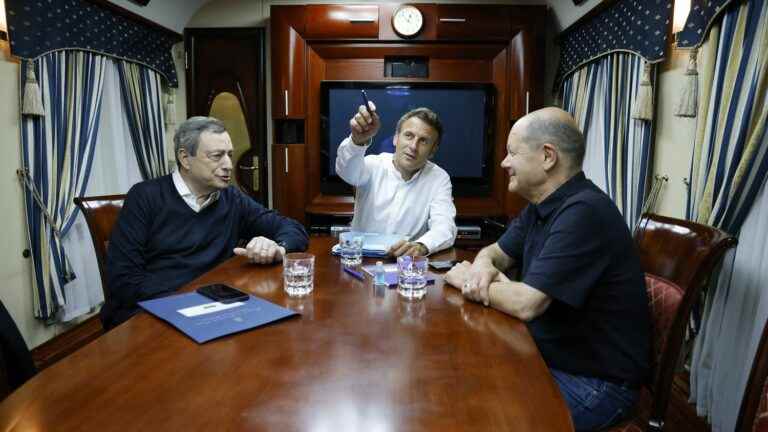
[0,237,573,431]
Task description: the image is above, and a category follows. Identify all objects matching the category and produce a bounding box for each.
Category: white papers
[178,301,244,317]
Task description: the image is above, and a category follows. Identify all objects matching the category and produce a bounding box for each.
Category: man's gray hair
[174,116,227,168]
[521,114,585,169]
[395,107,443,145]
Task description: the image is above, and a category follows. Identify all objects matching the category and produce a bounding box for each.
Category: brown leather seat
[736,317,768,432]
[73,195,126,301]
[604,213,737,432]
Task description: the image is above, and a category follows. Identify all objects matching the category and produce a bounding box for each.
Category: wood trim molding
[31,315,103,370]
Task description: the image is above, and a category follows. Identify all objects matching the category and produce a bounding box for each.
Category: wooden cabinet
[272,144,306,224]
[270,4,545,223]
[436,5,511,40]
[270,6,306,118]
[304,5,379,39]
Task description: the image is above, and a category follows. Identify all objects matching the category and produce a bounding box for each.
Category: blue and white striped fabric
[561,53,653,229]
[20,51,107,320]
[686,0,768,235]
[117,61,169,180]
[686,0,768,429]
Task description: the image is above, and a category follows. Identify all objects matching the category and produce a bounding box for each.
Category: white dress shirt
[172,170,219,213]
[335,136,457,254]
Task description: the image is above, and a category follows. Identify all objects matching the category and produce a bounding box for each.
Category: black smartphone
[429,260,457,271]
[196,284,249,304]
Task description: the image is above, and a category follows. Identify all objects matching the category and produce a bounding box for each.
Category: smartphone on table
[196,284,250,304]
[429,260,458,271]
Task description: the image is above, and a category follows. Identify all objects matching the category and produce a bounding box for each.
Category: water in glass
[339,233,363,266]
[397,255,428,300]
[284,253,314,297]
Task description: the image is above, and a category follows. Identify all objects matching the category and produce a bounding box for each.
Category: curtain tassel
[674,49,699,117]
[632,62,654,121]
[22,61,45,117]
[164,88,176,127]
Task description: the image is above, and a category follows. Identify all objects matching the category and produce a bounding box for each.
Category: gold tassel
[674,49,698,117]
[22,61,45,117]
[632,62,654,121]
[164,88,176,127]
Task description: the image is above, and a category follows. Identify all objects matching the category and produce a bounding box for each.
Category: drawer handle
[439,18,467,23]
[349,18,376,23]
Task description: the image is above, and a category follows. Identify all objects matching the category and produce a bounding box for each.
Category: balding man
[445,108,650,431]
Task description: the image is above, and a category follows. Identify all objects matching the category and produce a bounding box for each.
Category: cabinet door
[273,144,306,224]
[271,6,306,118]
[436,5,510,40]
[304,5,379,39]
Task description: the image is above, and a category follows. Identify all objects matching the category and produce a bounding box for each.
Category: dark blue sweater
[101,175,308,328]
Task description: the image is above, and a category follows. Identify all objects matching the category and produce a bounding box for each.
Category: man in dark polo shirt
[445,107,649,431]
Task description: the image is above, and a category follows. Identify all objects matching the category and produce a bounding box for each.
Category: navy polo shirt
[498,172,650,386]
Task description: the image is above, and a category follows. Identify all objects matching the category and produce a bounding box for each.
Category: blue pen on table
[343,266,365,281]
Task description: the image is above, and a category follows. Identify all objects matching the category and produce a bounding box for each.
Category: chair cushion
[645,273,684,380]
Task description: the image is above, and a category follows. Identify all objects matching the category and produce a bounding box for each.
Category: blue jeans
[551,368,638,431]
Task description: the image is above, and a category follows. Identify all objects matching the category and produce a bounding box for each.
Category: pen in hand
[361,90,374,113]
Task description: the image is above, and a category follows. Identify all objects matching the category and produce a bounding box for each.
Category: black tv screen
[320,81,496,196]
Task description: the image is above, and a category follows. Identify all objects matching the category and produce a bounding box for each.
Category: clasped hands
[233,236,285,264]
[445,260,510,306]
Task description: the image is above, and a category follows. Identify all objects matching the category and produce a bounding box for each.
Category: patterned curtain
[561,53,654,228]
[19,51,107,320]
[117,61,169,180]
[686,0,768,429]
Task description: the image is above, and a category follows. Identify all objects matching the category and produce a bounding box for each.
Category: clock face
[392,5,424,38]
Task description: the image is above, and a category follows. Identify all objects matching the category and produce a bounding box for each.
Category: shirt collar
[172,170,220,208]
[389,156,427,183]
[533,171,588,221]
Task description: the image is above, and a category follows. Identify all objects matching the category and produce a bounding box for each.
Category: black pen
[361,89,372,112]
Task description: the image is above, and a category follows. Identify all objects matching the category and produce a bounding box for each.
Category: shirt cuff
[346,135,372,149]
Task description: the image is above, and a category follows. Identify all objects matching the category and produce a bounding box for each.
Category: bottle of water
[374,261,387,286]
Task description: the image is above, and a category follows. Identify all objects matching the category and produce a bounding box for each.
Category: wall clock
[392,5,424,39]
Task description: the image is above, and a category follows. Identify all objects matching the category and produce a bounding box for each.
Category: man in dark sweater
[445,108,650,431]
[101,117,308,329]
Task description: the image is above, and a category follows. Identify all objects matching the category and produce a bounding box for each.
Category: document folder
[139,292,298,344]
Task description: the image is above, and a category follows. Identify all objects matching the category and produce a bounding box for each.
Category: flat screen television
[320,81,496,196]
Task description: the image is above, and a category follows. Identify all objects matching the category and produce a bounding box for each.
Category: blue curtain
[561,53,654,228]
[685,0,768,429]
[117,61,169,179]
[20,51,107,320]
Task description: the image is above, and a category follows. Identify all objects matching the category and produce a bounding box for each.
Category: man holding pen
[334,95,457,257]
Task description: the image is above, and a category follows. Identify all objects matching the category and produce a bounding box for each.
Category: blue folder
[138,292,298,344]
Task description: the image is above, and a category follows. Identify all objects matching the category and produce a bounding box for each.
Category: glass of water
[283,253,315,297]
[339,232,363,266]
[397,255,429,300]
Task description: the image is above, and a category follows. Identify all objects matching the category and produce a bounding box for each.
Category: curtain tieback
[16,168,62,239]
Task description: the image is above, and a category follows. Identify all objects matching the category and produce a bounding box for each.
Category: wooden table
[0,237,573,431]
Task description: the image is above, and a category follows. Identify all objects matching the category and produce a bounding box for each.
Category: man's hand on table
[234,237,285,264]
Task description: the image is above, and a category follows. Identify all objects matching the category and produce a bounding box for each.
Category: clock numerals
[392,5,424,38]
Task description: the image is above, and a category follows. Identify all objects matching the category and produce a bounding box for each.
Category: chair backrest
[0,300,36,400]
[633,213,737,429]
[74,195,126,300]
[736,318,768,432]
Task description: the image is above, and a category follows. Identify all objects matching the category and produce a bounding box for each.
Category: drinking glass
[397,255,429,300]
[283,253,315,297]
[339,232,363,266]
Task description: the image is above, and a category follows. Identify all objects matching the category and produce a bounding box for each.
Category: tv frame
[319,81,497,197]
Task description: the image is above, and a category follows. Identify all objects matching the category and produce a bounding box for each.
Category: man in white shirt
[335,103,457,256]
